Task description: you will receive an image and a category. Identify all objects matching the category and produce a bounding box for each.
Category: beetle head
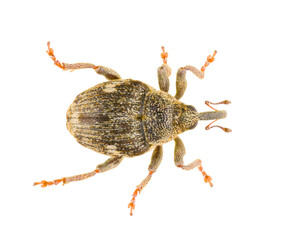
[174,104,199,131]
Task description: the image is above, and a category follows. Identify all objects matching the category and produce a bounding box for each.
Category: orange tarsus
[198,165,213,187]
[128,188,139,216]
[128,171,154,216]
[161,46,168,64]
[46,42,65,69]
[33,178,66,187]
[201,50,217,72]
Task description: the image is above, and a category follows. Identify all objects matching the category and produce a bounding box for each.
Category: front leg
[174,136,213,187]
[46,42,121,80]
[157,46,171,92]
[175,50,217,100]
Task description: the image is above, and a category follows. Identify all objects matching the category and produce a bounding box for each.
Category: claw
[128,202,135,216]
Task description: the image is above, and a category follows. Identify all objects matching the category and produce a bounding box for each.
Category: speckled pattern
[143,90,198,145]
[67,79,153,157]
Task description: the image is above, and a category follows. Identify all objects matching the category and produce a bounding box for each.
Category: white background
[1,0,303,239]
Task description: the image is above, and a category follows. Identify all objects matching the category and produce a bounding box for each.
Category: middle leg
[128,145,163,216]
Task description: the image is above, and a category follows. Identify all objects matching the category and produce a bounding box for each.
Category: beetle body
[34,42,231,216]
[67,79,199,157]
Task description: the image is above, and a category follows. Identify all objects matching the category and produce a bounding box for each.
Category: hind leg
[34,155,123,187]
[46,42,121,80]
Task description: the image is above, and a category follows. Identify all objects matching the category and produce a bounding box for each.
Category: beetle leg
[128,145,163,216]
[46,42,121,80]
[157,46,171,92]
[175,50,217,100]
[174,136,213,187]
[33,156,123,187]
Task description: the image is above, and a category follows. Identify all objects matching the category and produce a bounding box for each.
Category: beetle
[34,42,231,215]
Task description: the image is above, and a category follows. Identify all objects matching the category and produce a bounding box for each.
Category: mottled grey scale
[66,79,154,157]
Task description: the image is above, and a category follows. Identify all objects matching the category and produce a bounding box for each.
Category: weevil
[34,42,231,215]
